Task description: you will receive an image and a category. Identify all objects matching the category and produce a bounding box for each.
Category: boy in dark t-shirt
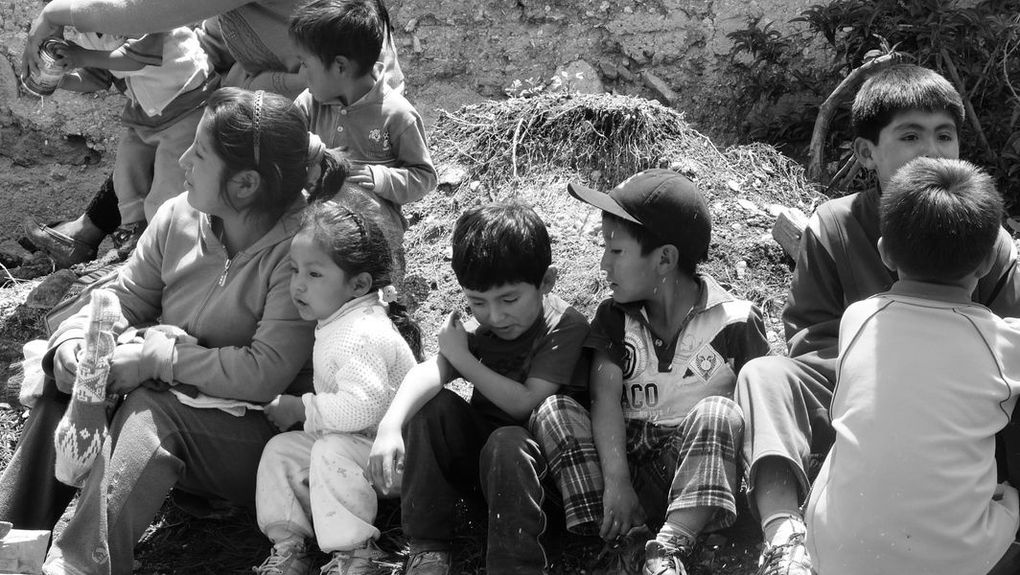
[369,202,589,575]
[532,170,769,575]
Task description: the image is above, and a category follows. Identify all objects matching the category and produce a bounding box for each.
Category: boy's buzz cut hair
[289,0,384,77]
[451,202,552,292]
[881,157,1002,281]
[851,64,965,143]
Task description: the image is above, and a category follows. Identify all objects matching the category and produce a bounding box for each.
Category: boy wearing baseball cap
[532,169,769,574]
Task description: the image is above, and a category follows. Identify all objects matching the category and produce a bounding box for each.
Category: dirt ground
[0,73,823,575]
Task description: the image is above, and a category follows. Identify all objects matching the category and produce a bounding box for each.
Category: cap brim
[567,182,641,223]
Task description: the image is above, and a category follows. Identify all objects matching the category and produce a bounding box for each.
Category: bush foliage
[727,0,1020,208]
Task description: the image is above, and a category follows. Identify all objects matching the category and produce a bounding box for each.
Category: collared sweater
[301,292,417,436]
[784,187,1020,385]
[298,75,436,209]
[46,193,315,403]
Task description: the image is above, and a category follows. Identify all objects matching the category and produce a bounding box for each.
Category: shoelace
[758,532,809,575]
[253,548,297,575]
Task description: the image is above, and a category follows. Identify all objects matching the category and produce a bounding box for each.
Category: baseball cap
[567,169,711,261]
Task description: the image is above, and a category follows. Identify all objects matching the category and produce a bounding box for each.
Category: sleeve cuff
[141,329,176,384]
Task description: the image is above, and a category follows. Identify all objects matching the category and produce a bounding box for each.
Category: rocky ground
[0,90,823,573]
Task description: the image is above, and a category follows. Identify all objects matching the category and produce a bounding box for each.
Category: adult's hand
[52,339,82,391]
[21,11,63,80]
[107,343,146,395]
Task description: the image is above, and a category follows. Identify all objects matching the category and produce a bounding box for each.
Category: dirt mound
[404,92,826,354]
[0,92,825,573]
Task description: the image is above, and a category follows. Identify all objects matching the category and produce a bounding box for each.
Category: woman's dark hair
[205,88,309,224]
[307,148,353,203]
[300,200,423,360]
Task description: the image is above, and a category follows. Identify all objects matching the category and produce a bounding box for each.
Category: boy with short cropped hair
[735,64,1020,575]
[805,157,1020,574]
[533,169,769,575]
[289,0,435,286]
[368,203,590,575]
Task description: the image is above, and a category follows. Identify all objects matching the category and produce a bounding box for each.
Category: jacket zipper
[218,257,232,287]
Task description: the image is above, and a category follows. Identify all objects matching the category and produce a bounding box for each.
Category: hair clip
[253,90,265,165]
[381,285,398,303]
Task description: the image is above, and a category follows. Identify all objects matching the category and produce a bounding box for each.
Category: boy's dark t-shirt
[457,293,590,427]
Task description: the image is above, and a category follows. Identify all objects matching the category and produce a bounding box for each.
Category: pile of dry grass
[417,93,826,350]
[432,92,822,206]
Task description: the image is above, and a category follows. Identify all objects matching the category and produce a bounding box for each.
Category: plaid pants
[531,395,743,535]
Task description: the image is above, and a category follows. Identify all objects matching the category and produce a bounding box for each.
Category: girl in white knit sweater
[254,199,421,575]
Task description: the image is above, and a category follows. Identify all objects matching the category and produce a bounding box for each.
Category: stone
[641,71,677,105]
[0,529,51,575]
[553,60,605,94]
[25,268,76,309]
[437,163,470,190]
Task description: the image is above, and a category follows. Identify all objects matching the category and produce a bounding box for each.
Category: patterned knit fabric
[54,289,121,487]
[302,292,417,436]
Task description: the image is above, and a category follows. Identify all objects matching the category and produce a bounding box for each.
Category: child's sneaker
[252,541,311,575]
[404,549,451,575]
[319,543,386,575]
[643,539,694,575]
[590,524,653,575]
[756,532,812,575]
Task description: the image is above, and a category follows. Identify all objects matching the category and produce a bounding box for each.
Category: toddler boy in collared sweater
[290,0,436,288]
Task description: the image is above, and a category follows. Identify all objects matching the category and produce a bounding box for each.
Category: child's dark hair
[451,202,552,291]
[205,88,308,223]
[602,212,702,277]
[300,200,422,360]
[289,0,388,77]
[880,157,1001,281]
[852,64,965,143]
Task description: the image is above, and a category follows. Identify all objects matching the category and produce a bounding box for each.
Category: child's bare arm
[590,350,645,541]
[56,42,145,72]
[369,355,451,493]
[437,311,558,420]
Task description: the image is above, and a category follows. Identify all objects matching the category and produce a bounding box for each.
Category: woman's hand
[368,426,405,497]
[264,395,305,432]
[52,339,82,391]
[107,343,146,395]
[21,11,63,79]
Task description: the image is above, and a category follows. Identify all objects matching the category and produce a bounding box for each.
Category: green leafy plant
[727,0,1020,208]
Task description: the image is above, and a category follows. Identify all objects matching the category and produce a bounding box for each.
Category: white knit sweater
[301,292,416,436]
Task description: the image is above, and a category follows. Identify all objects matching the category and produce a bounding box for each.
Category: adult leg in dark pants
[0,377,75,530]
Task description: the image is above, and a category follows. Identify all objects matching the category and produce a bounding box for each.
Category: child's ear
[350,271,374,297]
[853,136,878,171]
[877,237,898,272]
[333,55,352,76]
[657,245,679,273]
[228,169,262,202]
[539,266,558,295]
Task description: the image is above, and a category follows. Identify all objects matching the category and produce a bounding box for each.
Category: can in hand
[21,38,68,98]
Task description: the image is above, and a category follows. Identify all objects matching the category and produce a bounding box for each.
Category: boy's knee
[407,388,462,431]
[529,395,589,438]
[735,355,802,405]
[482,427,541,471]
[690,396,743,435]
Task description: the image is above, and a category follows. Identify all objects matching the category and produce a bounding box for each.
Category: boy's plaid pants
[529,395,743,535]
